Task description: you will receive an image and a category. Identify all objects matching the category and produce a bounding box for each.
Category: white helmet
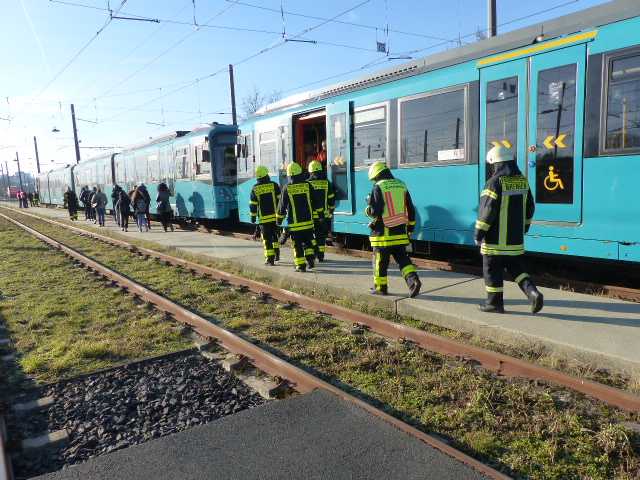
[486,145,513,164]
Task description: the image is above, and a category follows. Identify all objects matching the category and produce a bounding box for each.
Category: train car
[117,124,238,220]
[36,173,50,204]
[73,154,116,210]
[236,0,640,264]
[46,166,74,206]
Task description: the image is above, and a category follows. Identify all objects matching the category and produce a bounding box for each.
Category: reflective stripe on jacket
[277,176,316,231]
[474,162,535,256]
[308,175,335,218]
[250,178,281,224]
[365,172,416,248]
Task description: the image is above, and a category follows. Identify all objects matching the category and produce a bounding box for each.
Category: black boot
[264,257,275,266]
[306,257,315,270]
[295,265,306,273]
[406,273,422,298]
[521,279,544,314]
[479,292,504,313]
[274,250,280,262]
[370,285,388,296]
[317,252,325,262]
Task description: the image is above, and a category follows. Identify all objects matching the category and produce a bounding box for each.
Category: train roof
[255,0,640,117]
[120,130,190,154]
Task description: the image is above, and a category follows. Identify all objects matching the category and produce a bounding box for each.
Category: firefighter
[250,165,281,265]
[365,161,421,297]
[277,162,317,272]
[474,145,544,314]
[307,160,335,262]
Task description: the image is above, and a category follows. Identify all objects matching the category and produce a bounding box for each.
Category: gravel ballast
[12,350,267,479]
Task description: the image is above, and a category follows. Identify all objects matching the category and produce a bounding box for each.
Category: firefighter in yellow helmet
[307,160,335,262]
[365,161,421,297]
[250,165,281,265]
[475,145,543,313]
[277,162,319,272]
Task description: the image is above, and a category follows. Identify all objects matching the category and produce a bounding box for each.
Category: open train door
[326,101,354,215]
[479,37,589,224]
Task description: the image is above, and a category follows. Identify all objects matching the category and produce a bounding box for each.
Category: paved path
[34,390,489,480]
[14,205,640,372]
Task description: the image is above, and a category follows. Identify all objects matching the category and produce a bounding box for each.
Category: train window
[604,53,640,152]
[485,77,518,171]
[279,125,290,171]
[259,130,277,174]
[534,64,577,204]
[237,134,254,179]
[329,113,348,201]
[400,88,466,166]
[213,145,237,186]
[175,147,189,179]
[354,105,387,168]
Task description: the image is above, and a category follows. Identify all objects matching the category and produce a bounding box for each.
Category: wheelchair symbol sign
[544,166,564,191]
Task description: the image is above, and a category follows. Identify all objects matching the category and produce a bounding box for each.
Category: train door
[480,44,586,224]
[326,101,354,215]
[527,45,585,223]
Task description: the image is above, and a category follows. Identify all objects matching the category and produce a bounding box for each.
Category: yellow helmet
[255,165,269,178]
[486,145,513,164]
[286,162,303,177]
[367,161,388,181]
[308,160,322,173]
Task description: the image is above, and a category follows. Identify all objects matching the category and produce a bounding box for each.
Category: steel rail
[0,414,13,480]
[0,211,511,480]
[5,207,640,413]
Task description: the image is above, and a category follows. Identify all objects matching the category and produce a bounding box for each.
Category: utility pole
[228,64,237,126]
[71,104,81,164]
[0,164,5,199]
[4,161,9,197]
[15,152,24,193]
[33,136,41,174]
[488,0,497,38]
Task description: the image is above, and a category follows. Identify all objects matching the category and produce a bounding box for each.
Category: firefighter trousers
[260,222,280,261]
[482,255,537,306]
[313,217,330,259]
[291,228,316,269]
[372,246,417,291]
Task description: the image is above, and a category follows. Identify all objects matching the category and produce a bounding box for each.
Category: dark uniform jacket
[365,170,416,248]
[276,173,317,231]
[474,161,535,256]
[64,190,78,209]
[308,172,335,218]
[250,176,281,224]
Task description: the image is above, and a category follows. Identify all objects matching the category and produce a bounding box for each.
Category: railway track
[4,207,640,412]
[0,210,511,480]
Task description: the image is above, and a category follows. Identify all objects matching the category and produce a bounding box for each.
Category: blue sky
[0,0,609,176]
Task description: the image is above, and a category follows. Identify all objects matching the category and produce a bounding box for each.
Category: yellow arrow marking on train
[543,135,555,149]
[501,139,512,149]
[543,134,568,149]
[491,141,501,148]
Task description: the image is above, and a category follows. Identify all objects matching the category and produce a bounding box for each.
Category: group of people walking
[15,191,38,208]
[64,183,174,233]
[251,145,544,313]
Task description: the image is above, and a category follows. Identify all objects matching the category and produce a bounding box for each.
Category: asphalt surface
[34,389,488,480]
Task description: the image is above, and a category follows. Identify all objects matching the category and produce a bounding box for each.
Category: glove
[250,216,256,224]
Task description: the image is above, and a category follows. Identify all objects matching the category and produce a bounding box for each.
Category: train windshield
[212,144,237,186]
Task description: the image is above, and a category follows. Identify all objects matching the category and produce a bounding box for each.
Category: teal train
[39,0,640,263]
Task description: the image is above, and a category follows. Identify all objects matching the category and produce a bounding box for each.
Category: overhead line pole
[71,104,81,164]
[15,152,24,193]
[229,64,237,126]
[488,0,497,38]
[33,136,41,174]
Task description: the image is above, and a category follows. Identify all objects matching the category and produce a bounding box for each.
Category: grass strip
[12,207,638,394]
[7,210,640,479]
[0,218,191,388]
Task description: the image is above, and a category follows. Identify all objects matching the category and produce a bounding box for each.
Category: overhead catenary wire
[95,0,372,125]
